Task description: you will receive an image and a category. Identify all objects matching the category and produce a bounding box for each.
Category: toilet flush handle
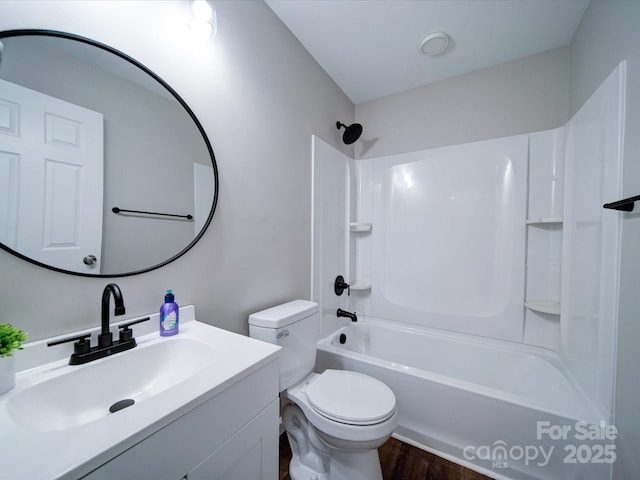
[334,275,350,296]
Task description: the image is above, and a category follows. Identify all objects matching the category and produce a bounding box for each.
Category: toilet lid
[305,370,396,425]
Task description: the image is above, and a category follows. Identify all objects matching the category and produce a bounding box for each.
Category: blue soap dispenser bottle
[160,289,179,336]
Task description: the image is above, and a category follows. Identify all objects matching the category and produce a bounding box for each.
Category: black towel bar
[602,195,640,212]
[112,207,193,220]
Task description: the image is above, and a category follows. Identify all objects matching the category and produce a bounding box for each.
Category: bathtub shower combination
[316,320,610,480]
[312,62,626,480]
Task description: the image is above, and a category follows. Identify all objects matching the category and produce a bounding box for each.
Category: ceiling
[265,0,590,105]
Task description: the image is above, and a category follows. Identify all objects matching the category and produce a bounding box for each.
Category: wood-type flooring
[279,434,494,480]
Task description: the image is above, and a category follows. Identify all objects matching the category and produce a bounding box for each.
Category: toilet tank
[249,300,319,391]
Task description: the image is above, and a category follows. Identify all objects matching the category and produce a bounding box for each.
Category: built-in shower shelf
[350,281,372,292]
[526,218,563,225]
[350,222,373,232]
[524,300,561,315]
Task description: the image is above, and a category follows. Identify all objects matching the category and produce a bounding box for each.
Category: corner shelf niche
[524,300,561,315]
[349,222,373,294]
[524,217,562,315]
[524,219,563,316]
[350,281,372,292]
[526,218,562,225]
[350,222,372,232]
[525,129,564,320]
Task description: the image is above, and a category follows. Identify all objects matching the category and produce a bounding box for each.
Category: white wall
[560,61,625,427]
[355,136,528,342]
[355,46,569,158]
[570,2,640,478]
[0,0,354,340]
[311,136,352,337]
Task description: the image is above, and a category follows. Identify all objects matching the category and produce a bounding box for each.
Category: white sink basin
[6,337,216,432]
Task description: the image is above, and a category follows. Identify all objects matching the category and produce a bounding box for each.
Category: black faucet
[337,308,358,322]
[47,283,149,365]
[99,283,126,348]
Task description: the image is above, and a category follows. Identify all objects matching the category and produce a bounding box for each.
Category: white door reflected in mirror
[0,78,103,273]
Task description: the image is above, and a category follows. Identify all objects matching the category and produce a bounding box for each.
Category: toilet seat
[286,371,398,444]
[306,370,396,425]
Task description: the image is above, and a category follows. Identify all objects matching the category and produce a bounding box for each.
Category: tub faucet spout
[337,308,357,322]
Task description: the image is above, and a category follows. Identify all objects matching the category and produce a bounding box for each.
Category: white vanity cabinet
[82,359,279,480]
[188,399,278,479]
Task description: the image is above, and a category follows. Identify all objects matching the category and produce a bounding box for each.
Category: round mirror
[0,30,218,277]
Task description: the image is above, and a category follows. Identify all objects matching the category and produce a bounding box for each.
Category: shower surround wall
[312,61,625,480]
[355,135,528,343]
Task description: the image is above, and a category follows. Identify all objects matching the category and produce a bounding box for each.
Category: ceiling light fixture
[420,31,449,56]
[189,0,217,39]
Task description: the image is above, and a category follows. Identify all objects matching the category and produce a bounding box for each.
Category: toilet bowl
[248,300,397,480]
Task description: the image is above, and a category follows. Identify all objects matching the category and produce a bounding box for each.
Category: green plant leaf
[0,324,27,358]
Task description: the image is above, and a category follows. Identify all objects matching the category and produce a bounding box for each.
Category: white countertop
[0,306,280,480]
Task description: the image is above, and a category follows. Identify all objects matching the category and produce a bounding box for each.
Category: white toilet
[249,300,397,480]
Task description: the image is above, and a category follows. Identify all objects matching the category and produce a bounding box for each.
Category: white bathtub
[315,318,613,480]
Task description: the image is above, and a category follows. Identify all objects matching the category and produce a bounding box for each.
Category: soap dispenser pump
[160,289,179,336]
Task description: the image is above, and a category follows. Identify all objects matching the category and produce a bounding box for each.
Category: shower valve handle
[334,275,351,296]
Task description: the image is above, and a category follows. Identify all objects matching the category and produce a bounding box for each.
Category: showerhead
[336,121,362,145]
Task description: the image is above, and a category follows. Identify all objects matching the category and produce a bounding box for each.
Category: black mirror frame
[0,29,219,277]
